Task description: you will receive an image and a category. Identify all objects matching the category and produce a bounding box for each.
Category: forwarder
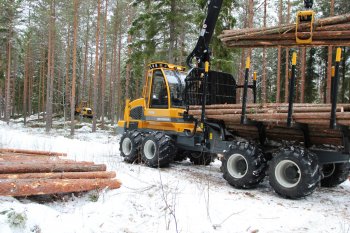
[118,0,350,199]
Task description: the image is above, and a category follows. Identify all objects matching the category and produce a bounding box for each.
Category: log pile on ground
[189,103,350,146]
[219,14,350,48]
[0,148,121,197]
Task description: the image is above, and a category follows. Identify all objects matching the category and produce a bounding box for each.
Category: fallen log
[0,163,107,174]
[0,179,121,196]
[0,155,94,165]
[221,31,350,42]
[226,124,342,138]
[0,171,116,180]
[189,106,348,116]
[219,14,350,48]
[220,14,350,38]
[0,148,67,157]
[316,23,350,31]
[224,39,350,48]
[189,103,350,110]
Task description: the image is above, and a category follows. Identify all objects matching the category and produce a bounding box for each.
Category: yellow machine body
[75,101,93,118]
[296,10,315,44]
[118,62,196,134]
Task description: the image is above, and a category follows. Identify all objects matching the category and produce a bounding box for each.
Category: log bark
[0,179,121,196]
[189,106,348,116]
[0,156,95,165]
[222,31,350,42]
[225,39,350,48]
[0,171,116,180]
[92,0,101,132]
[189,103,350,110]
[0,148,67,156]
[199,112,350,121]
[220,13,350,48]
[0,163,106,174]
[220,14,350,38]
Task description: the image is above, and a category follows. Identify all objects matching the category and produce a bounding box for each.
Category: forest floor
[0,116,349,233]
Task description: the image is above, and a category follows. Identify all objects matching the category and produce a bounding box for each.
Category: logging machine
[75,101,93,118]
[117,0,350,199]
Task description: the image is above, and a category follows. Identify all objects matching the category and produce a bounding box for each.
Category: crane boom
[186,0,223,68]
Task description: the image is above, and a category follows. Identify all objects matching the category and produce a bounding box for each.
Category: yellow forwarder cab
[117,62,209,167]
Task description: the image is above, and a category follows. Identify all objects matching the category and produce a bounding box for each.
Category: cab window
[150,70,168,109]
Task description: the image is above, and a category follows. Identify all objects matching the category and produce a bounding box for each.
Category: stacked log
[219,14,350,48]
[189,103,350,146]
[0,149,121,197]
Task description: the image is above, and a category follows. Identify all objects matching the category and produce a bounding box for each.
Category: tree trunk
[284,48,290,103]
[110,24,118,124]
[45,0,56,133]
[101,0,108,129]
[117,22,122,120]
[276,0,283,103]
[82,10,91,106]
[284,0,291,103]
[326,0,335,104]
[28,47,33,116]
[168,0,176,63]
[23,43,29,125]
[237,1,250,103]
[92,0,101,132]
[65,25,71,121]
[125,4,134,101]
[70,0,80,136]
[5,28,12,124]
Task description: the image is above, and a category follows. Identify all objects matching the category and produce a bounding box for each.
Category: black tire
[141,131,176,168]
[268,146,321,199]
[173,150,188,162]
[321,162,350,187]
[189,152,213,165]
[221,141,266,189]
[120,130,142,163]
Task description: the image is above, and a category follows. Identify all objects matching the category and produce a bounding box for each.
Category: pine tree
[92,0,101,133]
[70,0,80,136]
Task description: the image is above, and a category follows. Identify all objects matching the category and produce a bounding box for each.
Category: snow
[0,119,350,233]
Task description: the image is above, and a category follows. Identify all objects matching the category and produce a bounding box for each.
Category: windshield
[163,69,186,107]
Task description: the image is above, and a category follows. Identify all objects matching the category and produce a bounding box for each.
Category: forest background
[0,0,349,135]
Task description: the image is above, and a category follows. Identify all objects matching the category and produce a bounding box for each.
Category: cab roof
[148,62,186,72]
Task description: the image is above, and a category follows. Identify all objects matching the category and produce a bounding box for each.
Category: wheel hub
[275,160,301,188]
[227,153,248,179]
[122,138,132,156]
[144,140,156,160]
[237,160,247,173]
[285,166,300,183]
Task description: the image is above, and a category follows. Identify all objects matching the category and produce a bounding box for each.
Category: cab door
[143,68,195,132]
[144,69,172,123]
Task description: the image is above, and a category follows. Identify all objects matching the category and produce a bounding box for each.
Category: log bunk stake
[0,149,121,197]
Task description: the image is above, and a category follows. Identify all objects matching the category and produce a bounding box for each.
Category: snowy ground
[0,118,349,233]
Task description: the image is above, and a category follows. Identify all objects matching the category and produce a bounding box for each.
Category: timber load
[0,149,121,197]
[189,103,350,146]
[219,13,350,48]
